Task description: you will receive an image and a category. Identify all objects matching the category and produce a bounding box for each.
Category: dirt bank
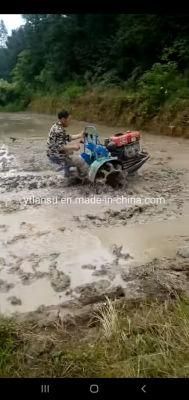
[0,112,189,324]
[28,92,189,138]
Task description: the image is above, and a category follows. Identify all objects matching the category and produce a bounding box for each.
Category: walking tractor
[67,125,149,187]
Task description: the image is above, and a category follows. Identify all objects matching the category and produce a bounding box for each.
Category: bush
[62,82,86,101]
[0,80,19,106]
[0,79,31,110]
[137,62,189,117]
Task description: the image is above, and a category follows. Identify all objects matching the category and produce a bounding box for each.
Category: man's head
[58,110,70,127]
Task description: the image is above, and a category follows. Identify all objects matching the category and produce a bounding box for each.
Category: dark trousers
[47,154,88,175]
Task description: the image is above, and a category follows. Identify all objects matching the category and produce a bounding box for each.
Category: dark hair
[57,110,70,120]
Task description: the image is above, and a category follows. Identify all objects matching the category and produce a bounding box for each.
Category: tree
[1,27,26,80]
[1,14,189,96]
[0,20,8,48]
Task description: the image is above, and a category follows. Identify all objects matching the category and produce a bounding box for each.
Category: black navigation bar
[0,378,188,399]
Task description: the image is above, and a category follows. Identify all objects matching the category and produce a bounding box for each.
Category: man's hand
[79,130,85,138]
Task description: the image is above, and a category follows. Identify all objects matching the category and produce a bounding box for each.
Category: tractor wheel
[94,162,125,188]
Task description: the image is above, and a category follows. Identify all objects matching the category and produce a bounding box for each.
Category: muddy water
[95,216,189,261]
[0,112,189,317]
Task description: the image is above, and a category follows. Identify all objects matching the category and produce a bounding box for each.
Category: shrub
[62,81,86,101]
[137,62,189,117]
[0,80,19,106]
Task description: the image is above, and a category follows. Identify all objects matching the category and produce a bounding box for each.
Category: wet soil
[0,112,189,323]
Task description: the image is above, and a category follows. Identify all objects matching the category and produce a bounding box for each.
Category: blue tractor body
[80,127,123,184]
[59,125,149,187]
[80,129,109,164]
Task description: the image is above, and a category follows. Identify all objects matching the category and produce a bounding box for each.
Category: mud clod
[0,279,14,293]
[50,270,71,292]
[49,261,58,271]
[28,181,38,190]
[49,253,60,261]
[7,234,27,245]
[177,247,189,259]
[0,257,6,266]
[8,296,22,305]
[20,273,35,285]
[86,214,97,220]
[75,280,111,305]
[112,244,132,264]
[92,264,116,280]
[65,289,73,296]
[82,264,96,270]
[0,224,8,232]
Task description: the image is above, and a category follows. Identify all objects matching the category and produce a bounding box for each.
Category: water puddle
[93,215,189,262]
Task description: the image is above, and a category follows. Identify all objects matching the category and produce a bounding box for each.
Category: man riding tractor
[47,110,149,186]
[47,110,88,178]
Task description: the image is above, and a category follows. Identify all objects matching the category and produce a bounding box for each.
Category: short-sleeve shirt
[47,121,71,157]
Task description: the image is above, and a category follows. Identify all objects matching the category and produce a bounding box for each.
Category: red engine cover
[110,131,141,147]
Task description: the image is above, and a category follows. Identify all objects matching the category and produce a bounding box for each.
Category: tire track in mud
[0,164,185,224]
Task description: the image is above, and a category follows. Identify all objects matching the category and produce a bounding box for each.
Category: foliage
[136,62,189,117]
[0,20,8,48]
[0,79,18,106]
[0,14,189,120]
[0,14,188,86]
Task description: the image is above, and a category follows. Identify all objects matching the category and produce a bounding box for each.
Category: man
[47,110,88,177]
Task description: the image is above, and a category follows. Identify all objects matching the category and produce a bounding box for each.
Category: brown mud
[0,112,189,324]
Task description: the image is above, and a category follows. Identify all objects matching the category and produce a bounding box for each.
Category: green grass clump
[1,297,189,377]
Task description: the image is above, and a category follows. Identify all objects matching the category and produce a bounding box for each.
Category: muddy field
[0,112,189,324]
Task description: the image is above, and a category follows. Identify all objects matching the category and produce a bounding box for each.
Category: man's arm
[70,130,84,141]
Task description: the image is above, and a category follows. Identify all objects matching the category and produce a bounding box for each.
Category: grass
[94,297,121,339]
[26,87,189,137]
[1,77,189,137]
[1,297,189,377]
[0,103,23,112]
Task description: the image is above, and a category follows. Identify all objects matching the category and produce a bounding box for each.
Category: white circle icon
[90,384,99,394]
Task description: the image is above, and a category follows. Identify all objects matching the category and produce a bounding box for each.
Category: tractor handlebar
[84,125,100,145]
